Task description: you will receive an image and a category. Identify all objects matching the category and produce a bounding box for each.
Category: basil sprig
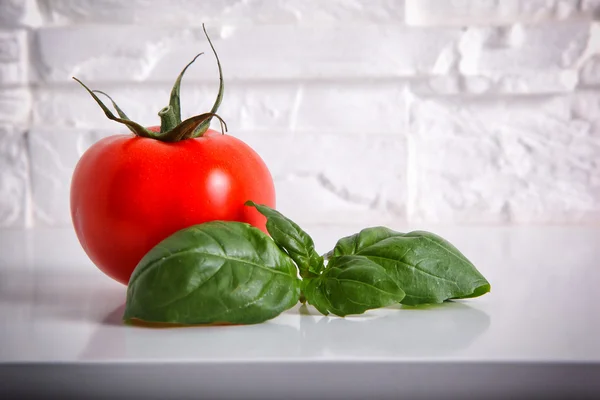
[124,204,490,325]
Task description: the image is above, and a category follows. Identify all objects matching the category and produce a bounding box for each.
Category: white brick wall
[407,92,600,224]
[1,0,600,228]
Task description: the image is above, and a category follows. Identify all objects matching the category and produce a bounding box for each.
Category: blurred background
[1,0,599,229]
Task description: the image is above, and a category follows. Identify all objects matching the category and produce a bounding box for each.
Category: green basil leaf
[245,201,324,278]
[303,255,406,317]
[124,221,300,325]
[331,228,490,305]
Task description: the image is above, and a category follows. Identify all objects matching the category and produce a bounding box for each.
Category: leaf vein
[359,254,461,287]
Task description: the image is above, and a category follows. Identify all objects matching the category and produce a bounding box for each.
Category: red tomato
[70,128,275,285]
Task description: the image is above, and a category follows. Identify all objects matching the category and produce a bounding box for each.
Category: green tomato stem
[74,25,227,143]
[73,77,159,139]
[192,24,224,138]
[159,106,178,133]
[167,52,204,126]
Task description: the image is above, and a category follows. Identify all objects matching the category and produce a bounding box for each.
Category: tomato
[70,128,275,285]
[70,26,274,284]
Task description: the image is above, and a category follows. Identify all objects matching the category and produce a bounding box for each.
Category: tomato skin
[70,129,275,285]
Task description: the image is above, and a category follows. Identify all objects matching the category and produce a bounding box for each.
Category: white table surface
[1,226,599,399]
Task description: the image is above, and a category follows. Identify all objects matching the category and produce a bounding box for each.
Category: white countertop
[1,226,599,398]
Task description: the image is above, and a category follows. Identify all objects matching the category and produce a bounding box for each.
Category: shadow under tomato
[1,270,128,326]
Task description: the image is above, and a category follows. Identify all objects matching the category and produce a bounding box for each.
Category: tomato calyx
[72,24,226,143]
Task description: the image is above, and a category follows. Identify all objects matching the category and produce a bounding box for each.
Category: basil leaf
[245,201,324,278]
[124,221,300,325]
[303,255,406,317]
[332,228,490,305]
